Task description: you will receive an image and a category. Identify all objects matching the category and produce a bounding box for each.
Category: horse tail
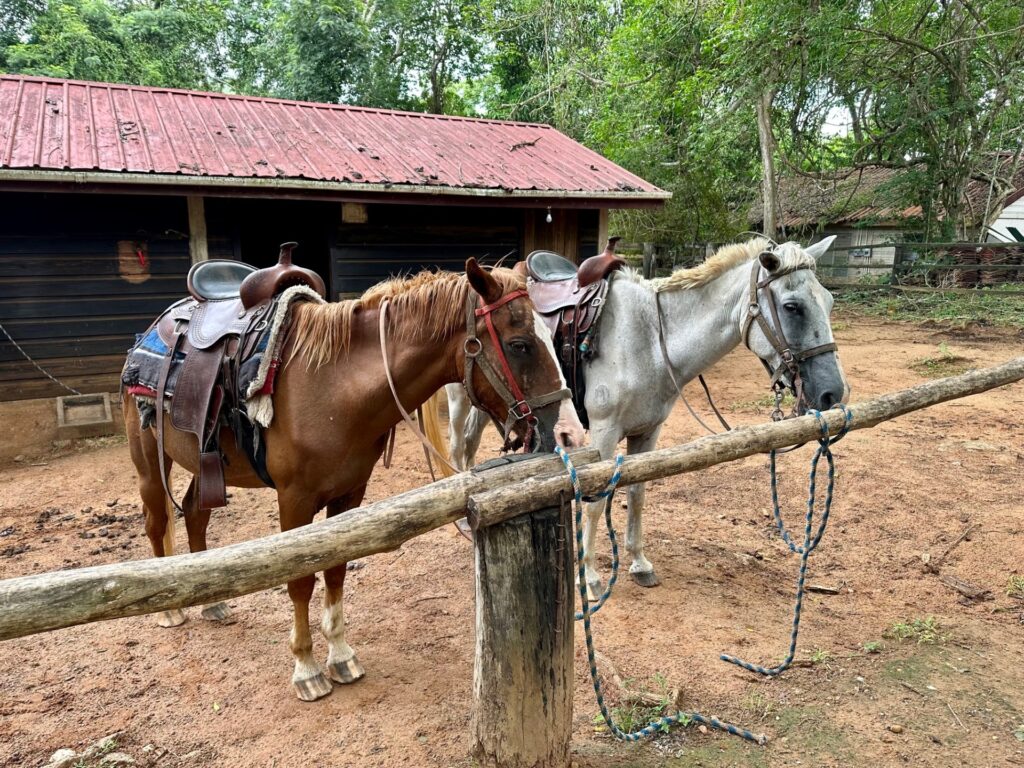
[162,495,175,556]
[422,389,457,478]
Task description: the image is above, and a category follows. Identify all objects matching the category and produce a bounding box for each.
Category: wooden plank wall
[333,204,521,297]
[0,192,196,401]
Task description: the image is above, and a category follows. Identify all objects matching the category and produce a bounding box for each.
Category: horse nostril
[819,391,836,410]
[559,431,575,448]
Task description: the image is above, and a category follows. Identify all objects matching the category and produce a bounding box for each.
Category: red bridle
[463,288,570,450]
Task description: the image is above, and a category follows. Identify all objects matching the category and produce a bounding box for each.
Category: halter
[462,288,571,450]
[740,256,837,417]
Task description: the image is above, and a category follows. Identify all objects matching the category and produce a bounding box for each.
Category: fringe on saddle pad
[242,284,325,428]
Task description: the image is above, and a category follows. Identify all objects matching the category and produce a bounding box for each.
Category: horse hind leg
[130,428,187,627]
[180,478,232,622]
[322,494,365,685]
[625,429,661,588]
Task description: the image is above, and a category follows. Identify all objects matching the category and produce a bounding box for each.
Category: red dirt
[1,311,1022,768]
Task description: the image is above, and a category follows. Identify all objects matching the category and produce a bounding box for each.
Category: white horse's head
[743,236,850,412]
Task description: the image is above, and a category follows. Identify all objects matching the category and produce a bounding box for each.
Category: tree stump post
[642,241,656,278]
[471,457,574,768]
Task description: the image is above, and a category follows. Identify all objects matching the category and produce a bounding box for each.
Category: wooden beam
[466,356,1024,526]
[0,449,599,642]
[597,208,609,250]
[187,195,208,263]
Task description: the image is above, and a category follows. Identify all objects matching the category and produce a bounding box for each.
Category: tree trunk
[472,488,573,768]
[757,88,778,240]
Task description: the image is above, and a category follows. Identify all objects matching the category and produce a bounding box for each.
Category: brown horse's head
[464,258,585,453]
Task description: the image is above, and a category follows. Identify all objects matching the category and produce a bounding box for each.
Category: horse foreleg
[279,491,332,701]
[321,493,366,685]
[580,426,622,601]
[625,429,662,587]
[179,479,232,622]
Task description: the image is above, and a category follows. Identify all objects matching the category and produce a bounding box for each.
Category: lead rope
[555,447,768,746]
[719,403,852,676]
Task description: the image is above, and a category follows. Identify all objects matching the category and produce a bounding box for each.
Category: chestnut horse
[124,260,584,700]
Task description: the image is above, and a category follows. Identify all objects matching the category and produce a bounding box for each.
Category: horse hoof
[294,672,333,702]
[630,570,660,588]
[586,579,604,603]
[156,609,186,628]
[200,602,232,622]
[327,656,365,685]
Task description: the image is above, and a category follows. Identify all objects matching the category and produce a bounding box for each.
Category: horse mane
[624,237,818,293]
[288,267,525,369]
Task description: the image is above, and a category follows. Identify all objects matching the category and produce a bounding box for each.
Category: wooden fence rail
[1,356,1022,643]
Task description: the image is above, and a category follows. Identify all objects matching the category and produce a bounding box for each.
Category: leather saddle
[526,236,624,336]
[148,243,326,510]
[524,237,625,427]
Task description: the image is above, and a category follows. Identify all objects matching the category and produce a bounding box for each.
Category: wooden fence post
[471,456,574,768]
[642,242,656,278]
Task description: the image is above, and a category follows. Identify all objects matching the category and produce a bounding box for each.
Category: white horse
[447,236,848,594]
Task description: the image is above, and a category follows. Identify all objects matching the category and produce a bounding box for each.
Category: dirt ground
[1,310,1022,768]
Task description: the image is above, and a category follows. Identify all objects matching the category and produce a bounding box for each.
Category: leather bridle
[740,256,837,416]
[462,288,571,450]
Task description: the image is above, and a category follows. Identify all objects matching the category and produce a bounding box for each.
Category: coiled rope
[555,447,768,745]
[720,404,852,676]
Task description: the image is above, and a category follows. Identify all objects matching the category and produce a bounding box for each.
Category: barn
[0,73,667,414]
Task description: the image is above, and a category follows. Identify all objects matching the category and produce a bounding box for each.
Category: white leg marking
[321,600,355,666]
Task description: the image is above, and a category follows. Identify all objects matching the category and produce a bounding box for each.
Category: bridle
[740,256,837,419]
[462,288,571,451]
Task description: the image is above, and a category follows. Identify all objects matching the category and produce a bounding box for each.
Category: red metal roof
[0,74,667,203]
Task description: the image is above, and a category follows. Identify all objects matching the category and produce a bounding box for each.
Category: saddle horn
[577,235,626,287]
[239,242,327,309]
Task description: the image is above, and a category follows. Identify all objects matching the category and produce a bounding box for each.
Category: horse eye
[508,340,531,355]
[783,302,801,314]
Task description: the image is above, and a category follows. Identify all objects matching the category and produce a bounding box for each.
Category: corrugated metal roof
[0,74,667,202]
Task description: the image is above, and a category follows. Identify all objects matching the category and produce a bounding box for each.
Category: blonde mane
[288,267,525,369]
[646,237,771,292]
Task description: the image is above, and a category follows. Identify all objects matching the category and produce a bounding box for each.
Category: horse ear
[758,250,782,274]
[466,258,503,303]
[804,235,837,260]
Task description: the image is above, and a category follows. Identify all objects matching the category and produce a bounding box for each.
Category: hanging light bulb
[545,207,553,224]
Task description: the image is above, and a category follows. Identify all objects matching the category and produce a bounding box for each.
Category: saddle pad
[122,328,186,397]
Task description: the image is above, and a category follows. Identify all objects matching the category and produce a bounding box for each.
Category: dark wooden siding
[333,205,521,296]
[0,192,190,400]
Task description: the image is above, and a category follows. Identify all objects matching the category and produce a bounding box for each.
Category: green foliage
[837,287,1024,329]
[863,640,883,654]
[2,0,1022,246]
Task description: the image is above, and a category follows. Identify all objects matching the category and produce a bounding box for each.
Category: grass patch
[835,286,1024,328]
[886,616,944,644]
[1007,575,1024,599]
[908,343,973,378]
[862,640,883,654]
[810,648,832,664]
[593,674,678,734]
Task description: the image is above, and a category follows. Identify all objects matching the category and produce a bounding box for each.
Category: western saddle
[524,236,625,426]
[149,242,326,510]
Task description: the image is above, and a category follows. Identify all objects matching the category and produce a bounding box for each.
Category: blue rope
[555,447,768,746]
[720,404,852,676]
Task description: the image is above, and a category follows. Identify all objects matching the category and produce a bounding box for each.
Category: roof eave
[0,169,671,208]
